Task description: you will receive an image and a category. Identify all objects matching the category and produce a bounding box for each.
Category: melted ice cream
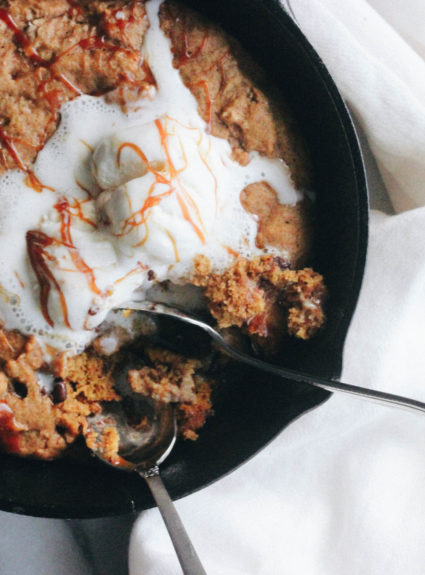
[0,0,302,352]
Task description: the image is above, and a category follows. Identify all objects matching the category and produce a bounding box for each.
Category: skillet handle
[139,466,207,575]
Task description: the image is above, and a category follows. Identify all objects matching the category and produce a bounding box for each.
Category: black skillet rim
[0,0,369,518]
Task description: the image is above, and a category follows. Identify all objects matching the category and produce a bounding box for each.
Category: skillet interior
[0,0,368,518]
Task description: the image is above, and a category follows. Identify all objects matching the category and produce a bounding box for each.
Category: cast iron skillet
[0,0,368,518]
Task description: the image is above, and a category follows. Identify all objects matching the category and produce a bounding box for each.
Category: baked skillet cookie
[0,0,326,460]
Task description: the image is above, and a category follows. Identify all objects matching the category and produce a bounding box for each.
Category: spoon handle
[140,467,207,575]
[126,301,425,415]
[215,340,425,415]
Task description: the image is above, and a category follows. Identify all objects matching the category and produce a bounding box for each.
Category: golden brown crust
[160,0,311,188]
[85,425,120,463]
[0,0,151,174]
[240,181,313,267]
[51,351,120,402]
[0,335,116,458]
[177,378,213,441]
[0,328,26,361]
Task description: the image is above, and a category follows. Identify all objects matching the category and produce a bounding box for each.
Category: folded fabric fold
[129,1,425,573]
[286,0,425,212]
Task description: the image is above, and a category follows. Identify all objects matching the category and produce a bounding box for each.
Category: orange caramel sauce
[26,196,102,327]
[0,5,155,175]
[14,270,25,289]
[113,261,147,286]
[176,30,209,67]
[24,172,55,194]
[0,9,45,63]
[224,245,239,258]
[26,230,70,328]
[54,198,101,296]
[155,119,206,243]
[115,118,208,248]
[0,403,21,453]
[165,230,180,263]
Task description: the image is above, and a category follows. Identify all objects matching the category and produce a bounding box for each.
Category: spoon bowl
[121,300,425,416]
[87,399,176,471]
[87,398,207,574]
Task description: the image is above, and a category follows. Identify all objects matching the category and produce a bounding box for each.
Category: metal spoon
[87,399,207,575]
[121,300,425,415]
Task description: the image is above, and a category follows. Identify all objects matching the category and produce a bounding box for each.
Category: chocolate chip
[275,256,291,270]
[88,306,100,316]
[98,209,111,227]
[11,380,27,399]
[147,269,156,281]
[50,378,67,404]
[258,276,272,291]
[55,425,67,436]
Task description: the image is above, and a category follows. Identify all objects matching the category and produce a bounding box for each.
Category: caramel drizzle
[224,245,239,258]
[75,179,94,197]
[155,119,206,243]
[64,196,97,228]
[173,20,231,135]
[0,126,52,193]
[24,172,55,194]
[191,80,213,132]
[115,140,173,246]
[165,230,180,263]
[113,261,147,286]
[176,30,209,67]
[26,230,70,328]
[104,2,141,43]
[0,9,44,63]
[0,402,21,453]
[0,128,26,171]
[0,9,70,176]
[14,270,25,289]
[196,132,218,213]
[55,198,101,295]
[26,197,101,327]
[0,5,154,177]
[114,118,207,257]
[79,139,94,153]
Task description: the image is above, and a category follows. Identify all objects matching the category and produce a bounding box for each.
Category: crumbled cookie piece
[194,257,266,330]
[0,327,215,457]
[177,378,213,441]
[193,255,326,346]
[85,425,120,464]
[284,268,327,339]
[129,348,201,404]
[4,335,46,386]
[0,372,100,459]
[128,347,213,440]
[51,351,120,402]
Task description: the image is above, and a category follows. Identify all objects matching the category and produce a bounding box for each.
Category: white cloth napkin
[129,1,425,574]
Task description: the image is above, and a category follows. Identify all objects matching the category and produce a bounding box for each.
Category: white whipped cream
[0,0,302,352]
